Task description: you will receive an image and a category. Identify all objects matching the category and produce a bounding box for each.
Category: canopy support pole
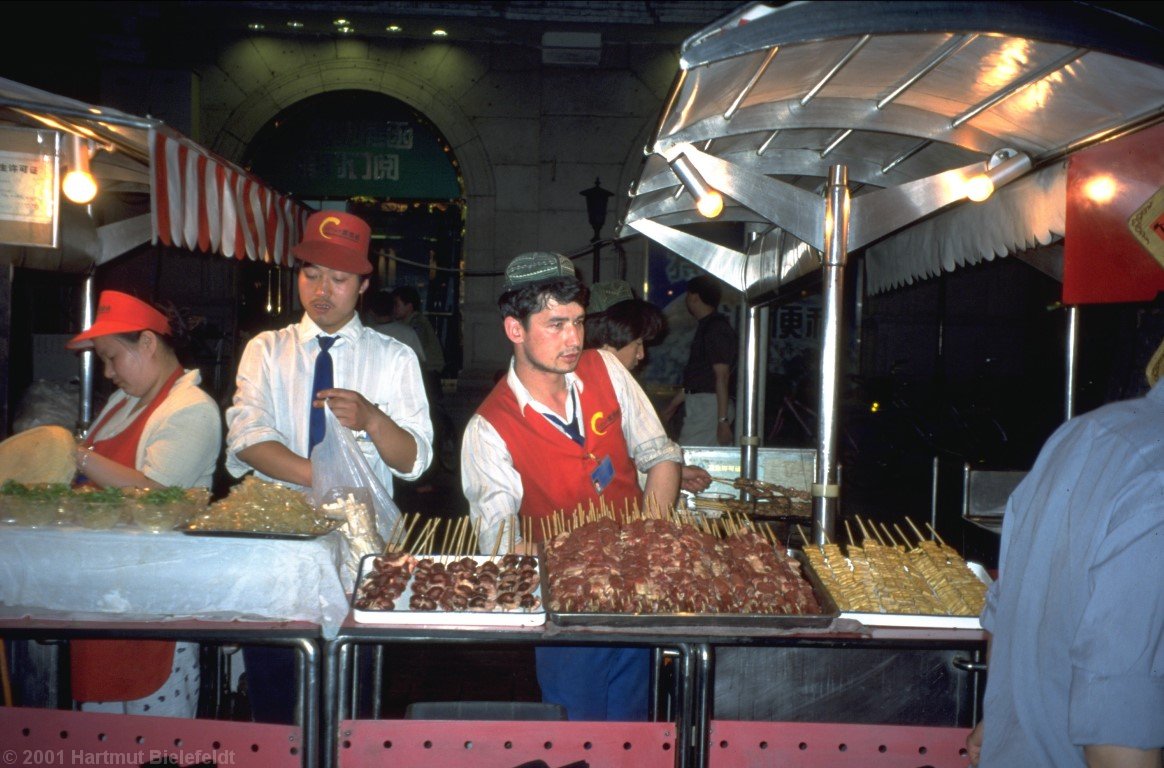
[813,165,849,545]
[77,275,95,436]
[1065,305,1079,420]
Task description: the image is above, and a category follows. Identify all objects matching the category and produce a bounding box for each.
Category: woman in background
[66,290,221,717]
[586,281,712,494]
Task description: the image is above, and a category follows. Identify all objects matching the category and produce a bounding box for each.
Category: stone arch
[206,58,493,200]
[202,51,503,373]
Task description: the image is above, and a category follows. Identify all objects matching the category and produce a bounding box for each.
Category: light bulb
[964,174,994,203]
[696,191,724,218]
[63,169,97,204]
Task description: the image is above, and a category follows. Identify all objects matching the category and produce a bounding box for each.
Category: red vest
[479,350,641,541]
[71,367,183,702]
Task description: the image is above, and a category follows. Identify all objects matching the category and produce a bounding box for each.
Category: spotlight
[670,154,724,218]
[62,134,97,205]
[965,149,1032,202]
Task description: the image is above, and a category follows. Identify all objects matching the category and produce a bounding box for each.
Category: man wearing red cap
[225,210,432,722]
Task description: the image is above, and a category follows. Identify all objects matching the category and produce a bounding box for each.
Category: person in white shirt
[226,211,432,496]
[225,210,432,724]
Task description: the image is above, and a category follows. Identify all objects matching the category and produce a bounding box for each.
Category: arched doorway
[242,89,466,375]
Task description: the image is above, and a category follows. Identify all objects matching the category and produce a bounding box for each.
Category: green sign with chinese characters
[246,91,462,200]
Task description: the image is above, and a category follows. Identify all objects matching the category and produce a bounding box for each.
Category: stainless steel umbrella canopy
[620,1,1164,542]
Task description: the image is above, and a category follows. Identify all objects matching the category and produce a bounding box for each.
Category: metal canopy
[0,77,309,273]
[621,1,1164,543]
[621,0,1164,297]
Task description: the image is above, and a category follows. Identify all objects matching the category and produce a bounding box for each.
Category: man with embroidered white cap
[461,251,682,721]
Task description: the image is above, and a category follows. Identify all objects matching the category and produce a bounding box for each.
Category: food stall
[3,2,1164,767]
[0,78,326,767]
[614,0,1164,766]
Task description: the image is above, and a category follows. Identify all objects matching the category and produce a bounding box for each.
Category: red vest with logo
[478,350,641,541]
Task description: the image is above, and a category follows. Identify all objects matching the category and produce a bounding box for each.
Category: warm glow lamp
[965,149,1031,203]
[670,154,724,218]
[63,134,97,204]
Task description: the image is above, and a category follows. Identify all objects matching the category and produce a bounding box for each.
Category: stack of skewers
[801,517,988,617]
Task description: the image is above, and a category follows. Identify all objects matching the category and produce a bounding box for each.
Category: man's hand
[314,388,383,432]
[966,721,983,766]
[680,465,713,493]
[716,420,733,446]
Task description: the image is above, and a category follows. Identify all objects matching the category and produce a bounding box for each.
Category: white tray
[840,562,992,630]
[351,553,546,628]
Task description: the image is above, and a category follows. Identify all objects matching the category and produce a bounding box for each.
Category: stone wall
[172,32,685,377]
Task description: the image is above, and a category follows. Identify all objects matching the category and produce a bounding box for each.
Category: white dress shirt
[226,313,433,495]
[461,348,682,554]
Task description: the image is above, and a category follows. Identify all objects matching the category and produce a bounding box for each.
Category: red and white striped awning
[150,128,308,266]
[1,77,310,270]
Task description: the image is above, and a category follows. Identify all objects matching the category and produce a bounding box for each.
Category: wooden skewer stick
[796,524,815,551]
[892,523,912,549]
[399,513,422,552]
[854,516,872,544]
[383,515,404,554]
[844,519,857,548]
[879,522,901,548]
[439,517,453,554]
[905,516,926,544]
[925,522,949,549]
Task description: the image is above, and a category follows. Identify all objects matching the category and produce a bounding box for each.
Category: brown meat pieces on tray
[354,552,542,613]
[544,517,821,615]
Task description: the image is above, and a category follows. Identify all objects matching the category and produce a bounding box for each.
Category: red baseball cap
[292,211,373,275]
[67,291,171,350]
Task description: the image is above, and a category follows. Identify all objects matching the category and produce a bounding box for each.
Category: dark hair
[686,274,722,308]
[498,278,589,323]
[394,285,421,312]
[585,300,666,350]
[367,289,395,318]
[111,303,195,362]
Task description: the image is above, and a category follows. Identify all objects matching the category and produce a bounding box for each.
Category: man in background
[662,274,737,446]
[367,288,425,364]
[393,284,445,391]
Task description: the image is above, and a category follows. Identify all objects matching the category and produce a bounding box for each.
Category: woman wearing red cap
[66,289,222,717]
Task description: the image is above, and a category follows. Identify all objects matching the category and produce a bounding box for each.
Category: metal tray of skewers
[800,517,992,630]
[541,514,839,629]
[352,552,546,628]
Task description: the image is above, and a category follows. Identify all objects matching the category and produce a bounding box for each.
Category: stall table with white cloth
[0,526,352,768]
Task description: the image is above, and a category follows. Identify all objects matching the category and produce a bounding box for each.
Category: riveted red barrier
[707,720,972,768]
[338,719,677,768]
[0,706,302,767]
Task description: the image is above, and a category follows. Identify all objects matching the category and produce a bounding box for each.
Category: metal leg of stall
[689,643,714,768]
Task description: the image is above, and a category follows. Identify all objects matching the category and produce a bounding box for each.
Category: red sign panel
[1063,121,1164,304]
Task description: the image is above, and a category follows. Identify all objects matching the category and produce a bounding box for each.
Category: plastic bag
[309,404,395,580]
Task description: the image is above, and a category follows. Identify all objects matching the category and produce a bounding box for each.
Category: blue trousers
[535,646,649,721]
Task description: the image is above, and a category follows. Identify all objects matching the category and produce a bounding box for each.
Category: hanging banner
[1063,122,1164,304]
[0,125,58,248]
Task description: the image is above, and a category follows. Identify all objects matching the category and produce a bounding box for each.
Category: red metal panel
[0,706,302,768]
[338,719,677,768]
[707,720,972,768]
[1063,121,1164,305]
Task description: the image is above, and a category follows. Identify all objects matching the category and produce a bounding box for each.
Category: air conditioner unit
[541,32,602,66]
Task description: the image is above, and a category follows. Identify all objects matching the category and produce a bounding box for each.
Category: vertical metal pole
[741,303,764,492]
[592,241,601,283]
[77,275,96,436]
[814,165,849,545]
[1065,305,1079,420]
